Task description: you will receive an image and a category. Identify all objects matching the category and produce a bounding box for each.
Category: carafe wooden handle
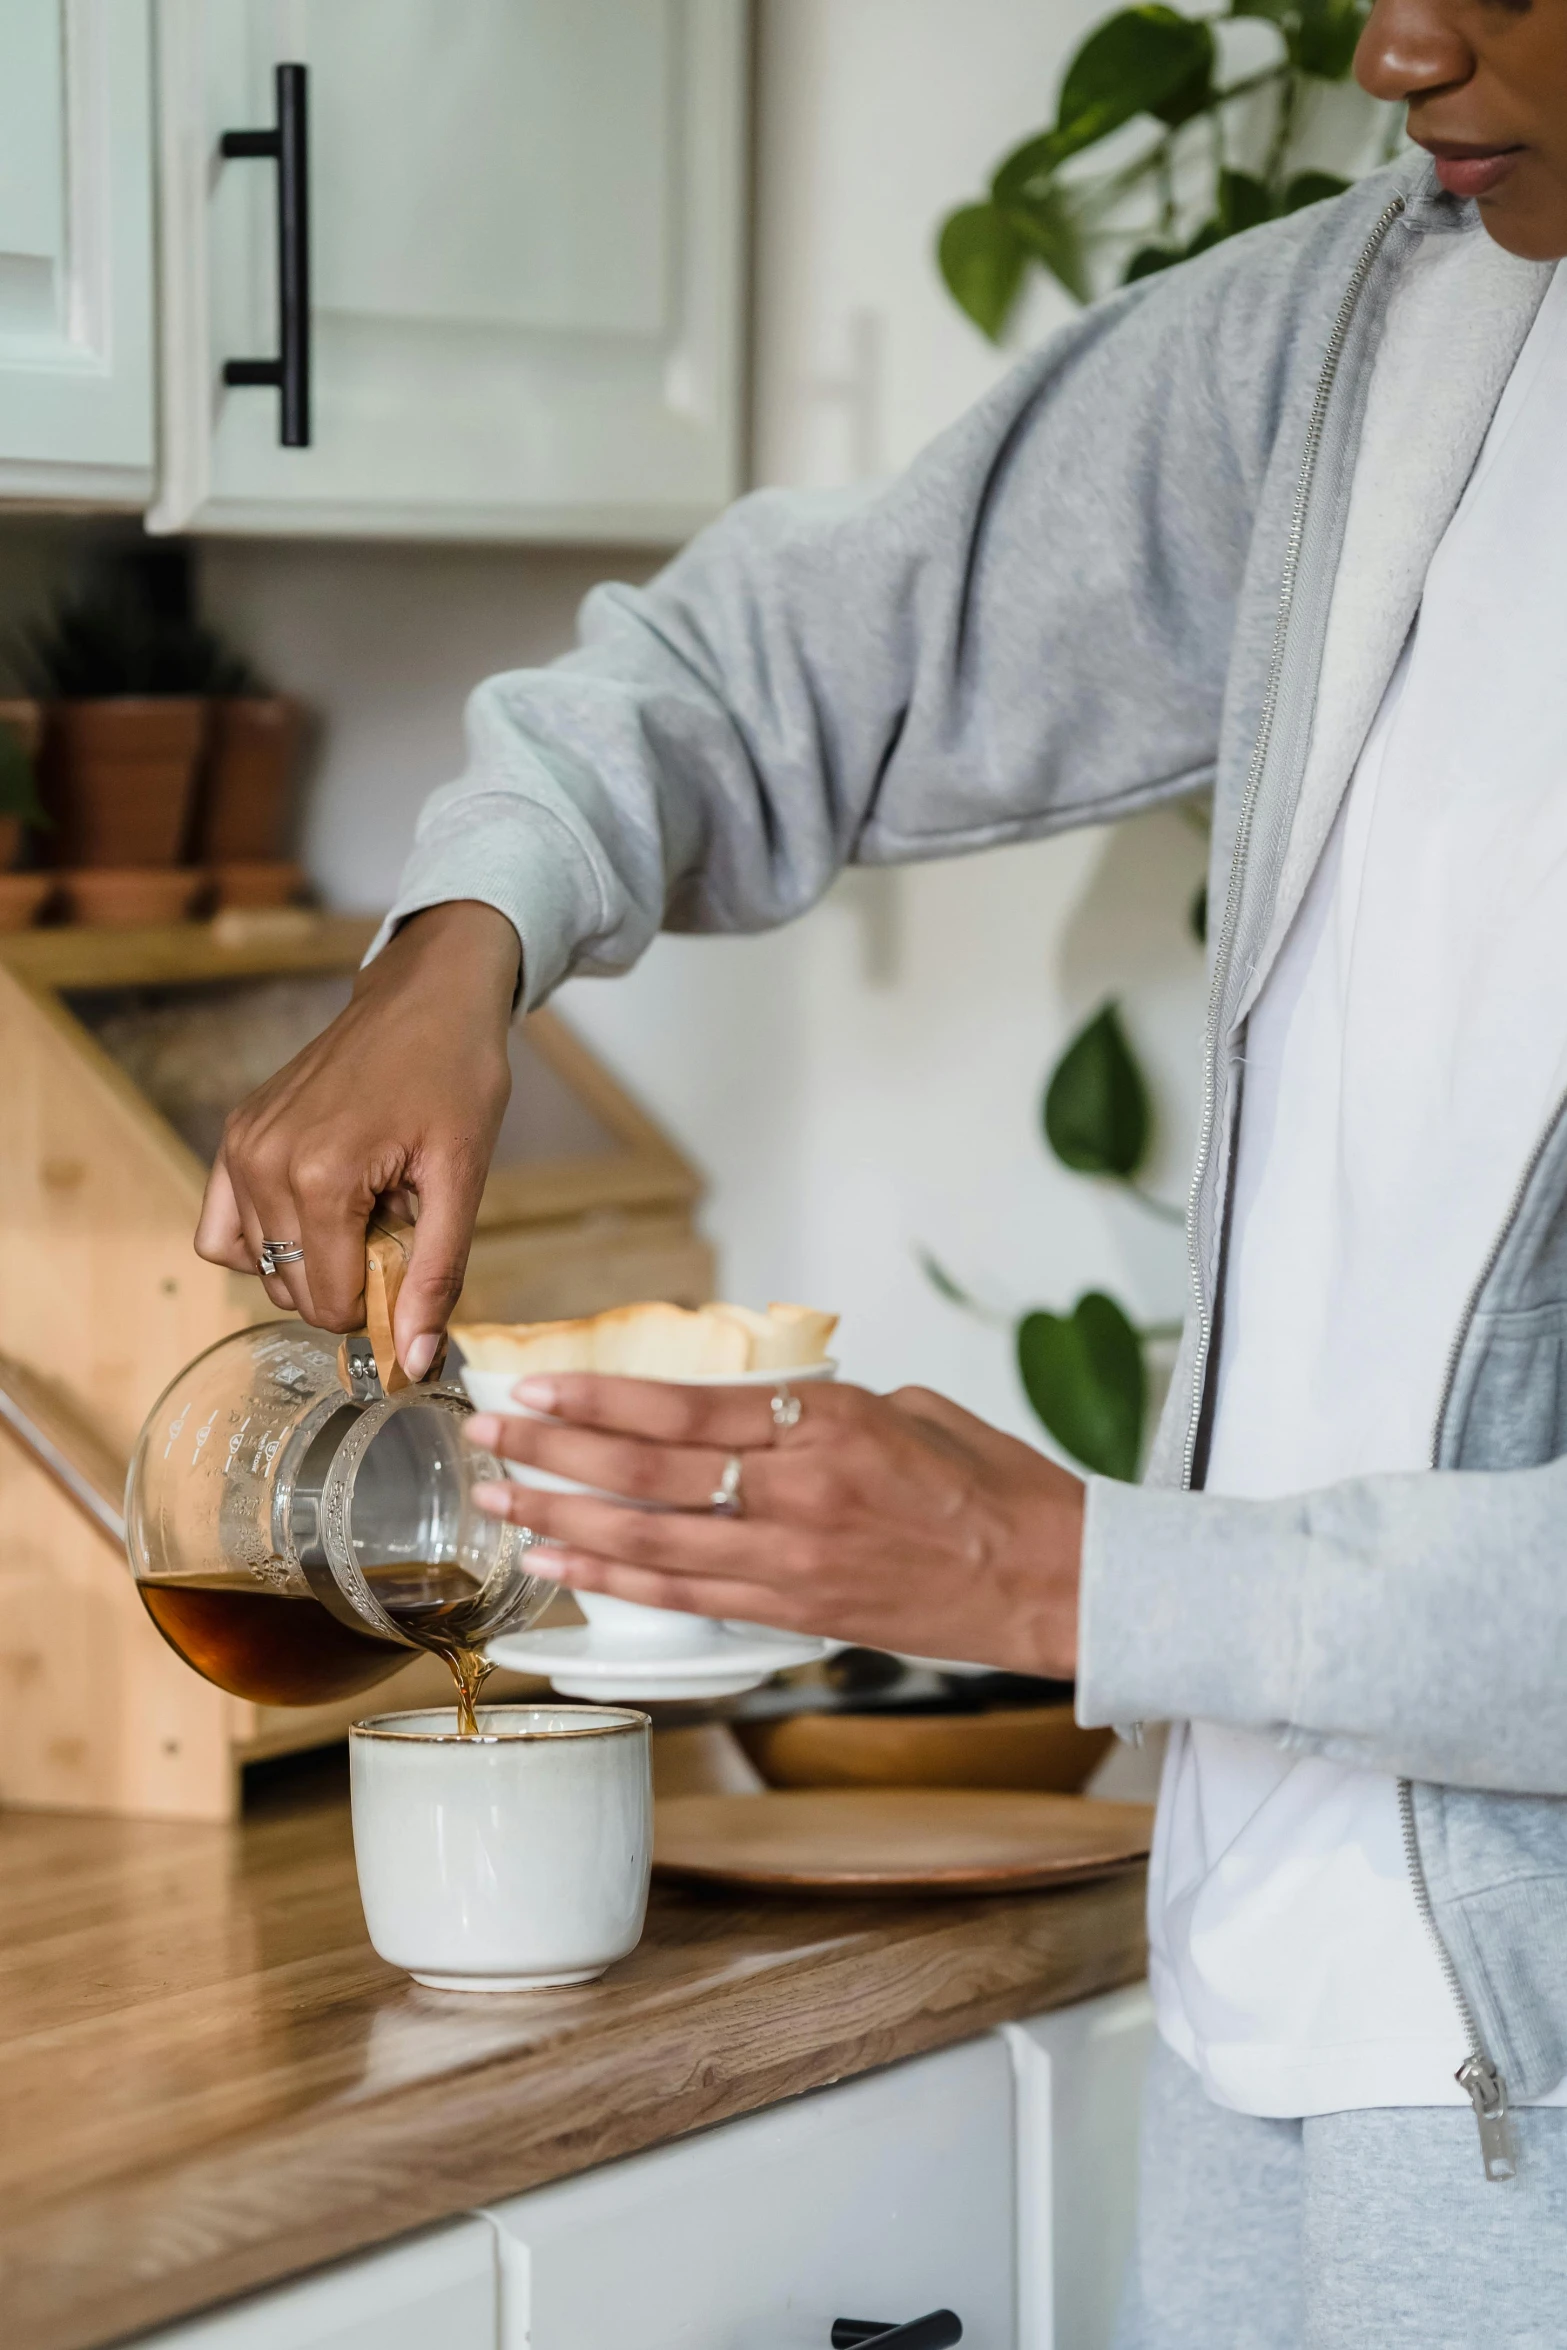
[337,1217,446,1394]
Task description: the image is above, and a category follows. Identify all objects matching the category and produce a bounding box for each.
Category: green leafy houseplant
[14,589,256,701]
[938,0,1387,338]
[928,3,1387,1475]
[925,1001,1180,1482]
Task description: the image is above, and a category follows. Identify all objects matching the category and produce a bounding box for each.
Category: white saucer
[485,1623,832,1701]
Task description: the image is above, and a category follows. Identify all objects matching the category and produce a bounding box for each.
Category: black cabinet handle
[831,2317,962,2348]
[220,62,310,446]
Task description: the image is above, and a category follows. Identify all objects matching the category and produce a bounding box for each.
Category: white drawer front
[485,2035,1017,2350]
[140,2218,496,2350]
[1006,1985,1154,2350]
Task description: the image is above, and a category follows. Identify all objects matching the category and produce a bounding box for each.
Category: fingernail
[514,1377,557,1411]
[464,1413,501,1448]
[471,1481,514,1517]
[403,1332,439,1381]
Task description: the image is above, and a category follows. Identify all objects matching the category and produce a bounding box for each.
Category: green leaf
[1003,186,1093,304]
[1295,0,1368,79]
[1043,1002,1151,1178]
[991,128,1072,207]
[992,7,1215,203]
[0,720,44,827]
[1123,242,1183,284]
[1057,8,1216,145]
[1017,1293,1147,1480]
[1217,168,1272,235]
[1279,168,1352,214]
[936,202,1029,341]
[1230,0,1368,78]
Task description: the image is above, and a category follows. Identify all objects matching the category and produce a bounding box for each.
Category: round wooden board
[653,1787,1154,1896]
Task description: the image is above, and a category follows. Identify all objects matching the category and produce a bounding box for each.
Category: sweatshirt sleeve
[366,186,1366,1007]
[1076,1457,1567,1795]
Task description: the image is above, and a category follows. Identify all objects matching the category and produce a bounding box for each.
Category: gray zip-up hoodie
[380,155,1566,2164]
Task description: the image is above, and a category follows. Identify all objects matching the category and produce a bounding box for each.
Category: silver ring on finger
[258,1240,305,1277]
[709,1452,745,1516]
[770,1382,802,1435]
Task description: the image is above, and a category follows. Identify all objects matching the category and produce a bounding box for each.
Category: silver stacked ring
[709,1452,745,1515]
[258,1241,305,1276]
[770,1382,802,1433]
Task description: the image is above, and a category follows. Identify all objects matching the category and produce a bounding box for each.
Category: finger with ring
[258,1240,305,1277]
[709,1452,745,1516]
[770,1382,803,1435]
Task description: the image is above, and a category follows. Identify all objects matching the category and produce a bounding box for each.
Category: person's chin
[1469,170,1567,263]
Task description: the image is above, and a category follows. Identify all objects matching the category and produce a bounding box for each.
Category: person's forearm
[1077,1460,1567,1793]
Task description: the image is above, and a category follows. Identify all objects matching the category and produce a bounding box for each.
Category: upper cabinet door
[0,0,155,505]
[152,0,747,541]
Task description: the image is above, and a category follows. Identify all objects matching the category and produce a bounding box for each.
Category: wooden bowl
[59,867,204,929]
[0,871,54,931]
[735,1703,1115,1795]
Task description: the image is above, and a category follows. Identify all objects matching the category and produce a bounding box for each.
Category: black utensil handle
[220,62,310,446]
[831,2316,962,2348]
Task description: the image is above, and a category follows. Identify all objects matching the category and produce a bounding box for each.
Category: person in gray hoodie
[198,0,1567,2338]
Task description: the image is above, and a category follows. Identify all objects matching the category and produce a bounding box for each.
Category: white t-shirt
[1148,262,1567,2116]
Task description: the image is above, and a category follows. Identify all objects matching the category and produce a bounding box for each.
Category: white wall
[0,1,1207,1448]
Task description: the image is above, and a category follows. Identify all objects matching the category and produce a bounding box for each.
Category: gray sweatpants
[1115,2038,1567,2349]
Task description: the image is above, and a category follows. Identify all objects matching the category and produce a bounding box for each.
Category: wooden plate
[653,1788,1154,1896]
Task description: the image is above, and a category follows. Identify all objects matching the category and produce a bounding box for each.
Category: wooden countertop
[0,1758,1147,2350]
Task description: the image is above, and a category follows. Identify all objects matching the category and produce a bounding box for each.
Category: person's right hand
[194,900,521,1378]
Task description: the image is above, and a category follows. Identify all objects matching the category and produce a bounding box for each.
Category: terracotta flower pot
[46,698,207,868]
[208,858,306,911]
[0,872,53,931]
[60,867,203,929]
[197,696,303,862]
[0,698,44,872]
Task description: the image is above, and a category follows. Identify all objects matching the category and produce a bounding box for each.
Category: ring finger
[465,1410,774,1516]
[226,1159,314,1318]
[469,1475,786,1581]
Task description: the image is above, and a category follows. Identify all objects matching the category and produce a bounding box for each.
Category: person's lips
[1419,141,1525,200]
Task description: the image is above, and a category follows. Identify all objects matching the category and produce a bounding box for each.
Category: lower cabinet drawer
[137,2219,496,2350]
[484,2035,1017,2350]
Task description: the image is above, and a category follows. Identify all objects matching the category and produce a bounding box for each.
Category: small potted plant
[196,678,307,911]
[16,586,229,926]
[0,701,52,930]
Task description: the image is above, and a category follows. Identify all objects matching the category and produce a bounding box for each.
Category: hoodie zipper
[1397,1091,1567,2183]
[1176,190,1518,2183]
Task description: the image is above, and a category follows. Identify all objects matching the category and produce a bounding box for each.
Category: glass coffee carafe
[126,1264,553,1716]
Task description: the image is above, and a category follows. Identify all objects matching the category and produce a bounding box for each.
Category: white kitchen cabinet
[1006,1985,1154,2350]
[151,0,747,542]
[0,0,156,504]
[126,1994,1150,2350]
[485,2035,1018,2349]
[140,2218,497,2350]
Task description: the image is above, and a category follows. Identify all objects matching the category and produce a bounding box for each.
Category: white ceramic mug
[460,1359,837,1654]
[349,1704,651,1991]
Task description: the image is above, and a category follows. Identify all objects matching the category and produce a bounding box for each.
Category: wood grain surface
[0,1761,1147,2350]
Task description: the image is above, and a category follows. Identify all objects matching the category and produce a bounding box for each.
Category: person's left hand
[464,1377,1085,1677]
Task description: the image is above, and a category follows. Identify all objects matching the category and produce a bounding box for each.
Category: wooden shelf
[0,916,713,1820]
